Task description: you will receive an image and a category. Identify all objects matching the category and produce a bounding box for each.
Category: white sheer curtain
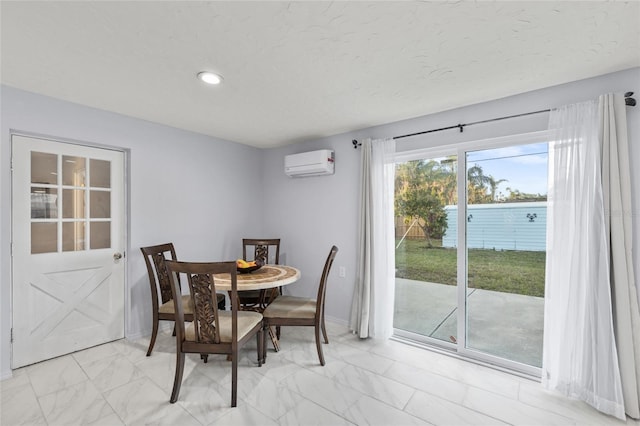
[349,137,396,339]
[600,93,640,419]
[543,99,625,419]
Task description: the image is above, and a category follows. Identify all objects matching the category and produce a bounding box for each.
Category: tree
[466,164,507,204]
[395,160,449,247]
[396,186,448,247]
[504,187,547,202]
[488,176,508,201]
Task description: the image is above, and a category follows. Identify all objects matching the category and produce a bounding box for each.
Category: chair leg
[146,316,159,356]
[231,349,238,407]
[262,323,269,363]
[257,328,263,366]
[268,326,280,352]
[321,316,329,344]
[170,350,185,403]
[315,324,326,366]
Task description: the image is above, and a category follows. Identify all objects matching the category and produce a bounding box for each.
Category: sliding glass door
[464,143,547,368]
[394,155,458,345]
[394,134,548,374]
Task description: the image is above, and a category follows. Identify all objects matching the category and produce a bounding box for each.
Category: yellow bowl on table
[236,259,263,274]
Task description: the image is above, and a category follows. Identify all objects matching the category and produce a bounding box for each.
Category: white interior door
[11,134,125,368]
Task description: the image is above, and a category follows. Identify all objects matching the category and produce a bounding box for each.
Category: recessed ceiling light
[197,71,223,85]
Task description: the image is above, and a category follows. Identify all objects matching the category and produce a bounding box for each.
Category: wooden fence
[395,216,426,239]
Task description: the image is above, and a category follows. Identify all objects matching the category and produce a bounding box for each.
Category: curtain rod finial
[352,139,361,149]
[625,92,636,107]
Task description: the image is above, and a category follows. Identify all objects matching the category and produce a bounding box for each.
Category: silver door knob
[113,252,123,260]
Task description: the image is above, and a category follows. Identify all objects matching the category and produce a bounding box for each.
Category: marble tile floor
[2,322,639,426]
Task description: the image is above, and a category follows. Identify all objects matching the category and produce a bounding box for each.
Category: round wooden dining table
[213,264,300,291]
[214,264,300,352]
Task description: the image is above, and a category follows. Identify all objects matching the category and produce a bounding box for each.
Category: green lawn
[395,238,546,297]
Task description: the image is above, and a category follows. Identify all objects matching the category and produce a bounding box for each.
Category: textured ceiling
[2,1,639,148]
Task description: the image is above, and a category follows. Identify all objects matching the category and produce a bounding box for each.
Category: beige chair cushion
[185,311,263,343]
[158,294,193,315]
[262,295,316,319]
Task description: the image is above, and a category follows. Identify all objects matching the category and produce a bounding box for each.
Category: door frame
[9,129,130,368]
[393,130,549,378]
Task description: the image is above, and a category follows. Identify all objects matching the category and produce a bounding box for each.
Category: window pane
[31,222,57,254]
[63,189,85,218]
[90,222,110,249]
[63,222,85,251]
[31,187,58,219]
[62,156,86,187]
[90,191,110,218]
[31,151,57,185]
[90,159,110,188]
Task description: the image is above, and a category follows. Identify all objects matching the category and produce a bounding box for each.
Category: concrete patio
[394,278,544,367]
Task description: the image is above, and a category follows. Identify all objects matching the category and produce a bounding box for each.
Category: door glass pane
[31,187,58,219]
[31,151,57,185]
[90,191,110,218]
[465,143,547,367]
[394,156,458,343]
[63,222,85,251]
[90,159,110,188]
[62,156,86,187]
[90,222,110,249]
[31,222,57,254]
[63,189,85,218]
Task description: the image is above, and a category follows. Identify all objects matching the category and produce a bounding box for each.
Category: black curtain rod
[352,91,636,149]
[394,108,550,140]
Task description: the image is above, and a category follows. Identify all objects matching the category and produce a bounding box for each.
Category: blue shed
[442,202,547,251]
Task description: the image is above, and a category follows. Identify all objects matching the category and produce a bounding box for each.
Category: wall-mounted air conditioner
[284,149,335,177]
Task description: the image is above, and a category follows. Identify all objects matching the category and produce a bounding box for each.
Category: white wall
[0,86,264,378]
[260,135,365,324]
[262,67,640,327]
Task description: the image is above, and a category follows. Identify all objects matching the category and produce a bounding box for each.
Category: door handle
[113,252,123,260]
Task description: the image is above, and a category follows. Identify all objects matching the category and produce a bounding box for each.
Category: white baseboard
[125,324,173,341]
[325,315,349,327]
[1,369,13,381]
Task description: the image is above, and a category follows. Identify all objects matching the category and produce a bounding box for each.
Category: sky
[466,142,548,197]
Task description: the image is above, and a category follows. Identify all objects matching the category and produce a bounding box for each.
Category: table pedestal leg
[268,326,280,352]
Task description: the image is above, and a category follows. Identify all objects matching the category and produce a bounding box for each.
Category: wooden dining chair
[140,243,225,356]
[237,238,281,311]
[166,260,263,407]
[262,245,338,366]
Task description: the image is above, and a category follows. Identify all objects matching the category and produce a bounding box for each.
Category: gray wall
[0,86,264,378]
[2,67,638,379]
[261,67,640,326]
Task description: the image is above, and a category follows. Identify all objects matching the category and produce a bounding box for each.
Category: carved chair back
[166,260,234,343]
[141,243,181,308]
[242,238,280,265]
